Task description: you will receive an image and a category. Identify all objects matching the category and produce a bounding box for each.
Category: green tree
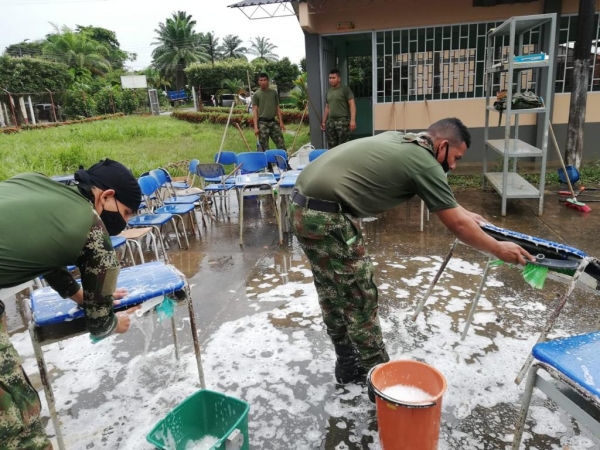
[0,55,73,92]
[3,40,45,58]
[42,24,112,82]
[200,32,221,67]
[248,36,279,62]
[290,72,308,109]
[75,25,137,70]
[142,67,171,90]
[186,59,251,93]
[300,57,306,73]
[215,78,245,104]
[218,35,248,60]
[151,11,209,89]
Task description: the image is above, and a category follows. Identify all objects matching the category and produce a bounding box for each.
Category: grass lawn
[0,115,311,180]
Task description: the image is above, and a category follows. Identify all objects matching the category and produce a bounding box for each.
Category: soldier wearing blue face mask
[0,159,141,449]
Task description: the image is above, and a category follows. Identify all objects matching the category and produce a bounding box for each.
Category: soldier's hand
[280,122,286,131]
[349,120,356,132]
[254,126,259,136]
[114,306,140,334]
[493,242,535,266]
[321,122,326,131]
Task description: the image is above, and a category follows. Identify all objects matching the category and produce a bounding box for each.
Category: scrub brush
[493,255,579,290]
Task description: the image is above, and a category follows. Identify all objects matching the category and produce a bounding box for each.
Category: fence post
[2,89,18,127]
[46,89,58,122]
[27,95,36,125]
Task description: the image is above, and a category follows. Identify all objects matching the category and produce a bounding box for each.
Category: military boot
[334,343,367,384]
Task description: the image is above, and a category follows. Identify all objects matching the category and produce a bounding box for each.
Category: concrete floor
[7,185,600,449]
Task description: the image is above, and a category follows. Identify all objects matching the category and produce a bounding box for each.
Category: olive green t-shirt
[326,85,354,120]
[253,88,279,120]
[0,172,94,288]
[294,131,458,217]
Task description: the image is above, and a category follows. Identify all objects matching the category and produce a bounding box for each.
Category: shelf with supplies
[482,13,557,217]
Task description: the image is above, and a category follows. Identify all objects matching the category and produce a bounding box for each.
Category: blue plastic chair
[236,152,268,175]
[309,149,327,162]
[171,159,200,190]
[512,332,600,448]
[214,151,237,165]
[128,176,189,252]
[196,163,236,214]
[265,149,288,180]
[149,169,202,205]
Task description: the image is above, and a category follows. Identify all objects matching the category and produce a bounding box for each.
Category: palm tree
[216,78,245,105]
[200,32,221,67]
[218,35,248,60]
[290,73,308,110]
[151,11,209,89]
[142,67,171,91]
[42,24,112,80]
[248,36,279,62]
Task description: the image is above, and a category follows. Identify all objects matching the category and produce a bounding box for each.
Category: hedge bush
[171,110,309,126]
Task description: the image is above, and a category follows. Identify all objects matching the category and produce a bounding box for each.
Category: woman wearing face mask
[0,159,141,450]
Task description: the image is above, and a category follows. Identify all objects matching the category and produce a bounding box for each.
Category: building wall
[300,0,600,160]
[299,0,589,34]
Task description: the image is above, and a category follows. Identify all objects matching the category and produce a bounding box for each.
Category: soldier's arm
[277,105,286,131]
[322,103,329,131]
[348,98,356,131]
[75,214,120,338]
[253,105,259,135]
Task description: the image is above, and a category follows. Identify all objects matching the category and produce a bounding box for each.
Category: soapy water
[184,435,220,450]
[381,384,433,404]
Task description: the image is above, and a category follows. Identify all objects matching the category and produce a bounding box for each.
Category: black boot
[334,343,367,384]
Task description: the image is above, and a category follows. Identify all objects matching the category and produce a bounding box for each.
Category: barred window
[375,13,600,103]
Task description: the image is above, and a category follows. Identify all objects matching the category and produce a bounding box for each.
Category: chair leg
[124,242,136,266]
[461,257,494,340]
[512,365,539,450]
[238,190,244,247]
[412,239,459,321]
[184,285,206,389]
[151,226,169,262]
[29,323,66,450]
[171,313,180,360]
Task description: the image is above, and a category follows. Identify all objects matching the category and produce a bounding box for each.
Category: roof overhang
[228,0,300,20]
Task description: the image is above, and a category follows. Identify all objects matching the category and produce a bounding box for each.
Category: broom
[548,120,590,212]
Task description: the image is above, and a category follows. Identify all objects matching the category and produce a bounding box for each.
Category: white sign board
[120,75,148,89]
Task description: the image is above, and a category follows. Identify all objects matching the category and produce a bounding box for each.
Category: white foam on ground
[9,255,599,449]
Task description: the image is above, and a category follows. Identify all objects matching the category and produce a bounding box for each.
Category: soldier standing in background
[252,73,286,152]
[321,69,356,149]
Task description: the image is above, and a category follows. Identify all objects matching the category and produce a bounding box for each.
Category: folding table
[28,261,205,450]
[411,224,600,383]
[235,173,282,246]
[512,332,600,449]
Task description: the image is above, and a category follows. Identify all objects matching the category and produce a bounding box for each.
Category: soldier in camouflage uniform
[290,118,534,387]
[321,69,356,149]
[253,73,287,152]
[0,159,141,449]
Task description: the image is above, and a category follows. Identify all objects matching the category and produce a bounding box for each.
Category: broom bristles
[566,198,591,212]
[523,263,548,289]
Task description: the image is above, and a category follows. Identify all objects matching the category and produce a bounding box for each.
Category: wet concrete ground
[7,186,600,449]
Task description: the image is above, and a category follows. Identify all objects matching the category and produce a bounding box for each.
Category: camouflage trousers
[258,121,286,151]
[325,119,351,149]
[289,201,389,370]
[0,313,52,450]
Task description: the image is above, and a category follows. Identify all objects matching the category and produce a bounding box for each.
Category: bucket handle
[367,366,437,409]
[225,428,244,450]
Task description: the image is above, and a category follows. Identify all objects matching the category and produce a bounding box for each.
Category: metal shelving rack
[483,14,557,216]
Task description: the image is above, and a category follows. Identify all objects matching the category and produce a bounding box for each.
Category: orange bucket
[367,360,447,450]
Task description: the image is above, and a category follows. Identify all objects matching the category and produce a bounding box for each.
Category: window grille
[375,13,600,103]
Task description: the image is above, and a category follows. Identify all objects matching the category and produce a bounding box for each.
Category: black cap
[74,159,141,212]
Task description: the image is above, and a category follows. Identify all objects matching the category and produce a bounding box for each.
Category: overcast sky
[0,0,306,70]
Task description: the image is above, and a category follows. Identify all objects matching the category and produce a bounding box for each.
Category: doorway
[321,32,373,140]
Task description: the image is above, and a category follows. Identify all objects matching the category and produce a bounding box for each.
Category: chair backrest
[309,149,327,162]
[215,151,237,165]
[149,168,169,186]
[196,163,226,180]
[274,155,288,172]
[236,152,268,174]
[264,149,287,164]
[138,175,161,205]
